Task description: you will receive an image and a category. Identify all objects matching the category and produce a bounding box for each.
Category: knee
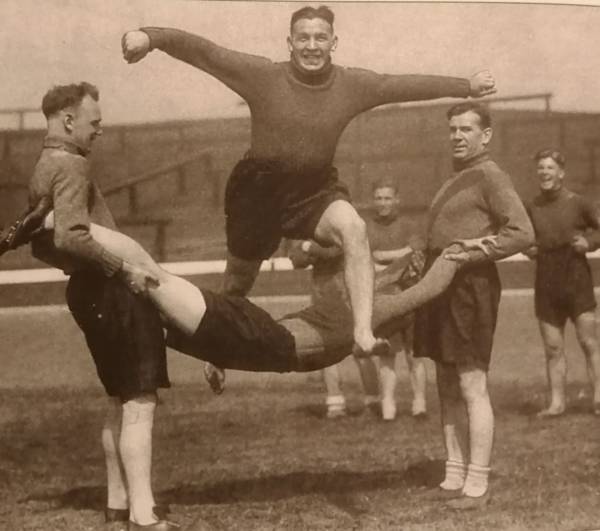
[579,336,599,356]
[544,341,563,360]
[458,374,488,404]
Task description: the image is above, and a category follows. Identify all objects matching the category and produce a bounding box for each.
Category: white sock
[439,460,466,490]
[462,463,491,497]
[326,395,346,411]
[364,394,380,406]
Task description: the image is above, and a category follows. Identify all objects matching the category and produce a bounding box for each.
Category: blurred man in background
[525,148,600,417]
[365,179,428,419]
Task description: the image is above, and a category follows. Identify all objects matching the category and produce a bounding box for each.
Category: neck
[45,126,89,156]
[452,149,490,172]
[541,185,564,199]
[289,55,334,85]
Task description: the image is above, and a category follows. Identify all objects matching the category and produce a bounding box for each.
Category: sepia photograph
[1,1,599,529]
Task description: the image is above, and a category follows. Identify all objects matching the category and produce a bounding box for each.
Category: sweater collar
[540,185,567,202]
[43,135,89,157]
[287,55,335,87]
[452,150,490,172]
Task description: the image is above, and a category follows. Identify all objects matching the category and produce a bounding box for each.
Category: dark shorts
[66,271,169,400]
[414,253,501,370]
[535,246,597,327]
[225,157,351,261]
[166,289,298,373]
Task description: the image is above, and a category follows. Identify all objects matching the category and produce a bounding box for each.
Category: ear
[63,111,74,133]
[331,35,338,51]
[482,127,493,147]
[287,35,293,53]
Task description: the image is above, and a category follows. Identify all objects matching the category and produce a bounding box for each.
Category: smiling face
[448,110,492,162]
[373,186,399,218]
[536,156,564,192]
[287,17,337,73]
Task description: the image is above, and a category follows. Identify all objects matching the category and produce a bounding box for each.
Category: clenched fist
[121,30,151,63]
[469,70,497,98]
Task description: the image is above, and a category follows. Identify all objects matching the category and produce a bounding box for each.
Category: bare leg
[88,223,206,335]
[222,252,262,296]
[314,200,378,354]
[103,398,128,511]
[457,365,494,499]
[323,364,346,417]
[354,356,380,402]
[573,310,600,407]
[538,319,567,416]
[407,349,428,416]
[120,395,157,526]
[437,362,469,491]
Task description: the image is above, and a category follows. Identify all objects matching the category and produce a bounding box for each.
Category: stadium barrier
[2,251,600,285]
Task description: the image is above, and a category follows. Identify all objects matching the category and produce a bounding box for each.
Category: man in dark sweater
[415,102,534,509]
[28,83,177,530]
[121,5,496,359]
[526,149,600,417]
[365,179,428,419]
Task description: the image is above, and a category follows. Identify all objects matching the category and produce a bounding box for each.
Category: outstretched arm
[353,69,496,112]
[122,28,271,102]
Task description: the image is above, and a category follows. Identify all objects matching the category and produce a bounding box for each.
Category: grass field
[1,295,599,530]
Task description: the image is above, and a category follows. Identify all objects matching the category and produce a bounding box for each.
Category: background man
[28,83,176,530]
[365,179,428,419]
[526,149,600,417]
[121,4,496,359]
[415,102,533,509]
[287,239,382,419]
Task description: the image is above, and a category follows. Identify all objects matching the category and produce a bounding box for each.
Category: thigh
[224,163,281,261]
[313,199,363,248]
[573,310,598,343]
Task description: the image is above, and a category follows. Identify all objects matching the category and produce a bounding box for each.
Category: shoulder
[478,160,515,190]
[337,65,381,83]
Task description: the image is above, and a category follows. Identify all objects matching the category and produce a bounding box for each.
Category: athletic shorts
[66,271,169,400]
[414,253,501,370]
[535,246,597,326]
[166,289,298,373]
[224,156,351,261]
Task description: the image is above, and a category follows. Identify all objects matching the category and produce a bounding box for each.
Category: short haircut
[42,82,99,118]
[534,148,566,168]
[290,5,334,33]
[372,177,398,194]
[446,102,492,130]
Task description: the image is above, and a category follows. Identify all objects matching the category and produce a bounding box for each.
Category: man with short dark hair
[365,179,428,419]
[415,102,534,509]
[526,148,600,417]
[29,83,178,530]
[121,4,496,361]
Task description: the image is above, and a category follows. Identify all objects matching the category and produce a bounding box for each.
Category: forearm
[365,73,471,108]
[372,247,411,265]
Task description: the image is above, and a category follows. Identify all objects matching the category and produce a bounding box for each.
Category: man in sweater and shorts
[121,5,496,364]
[526,148,600,417]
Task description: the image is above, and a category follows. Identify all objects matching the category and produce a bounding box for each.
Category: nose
[307,37,318,49]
